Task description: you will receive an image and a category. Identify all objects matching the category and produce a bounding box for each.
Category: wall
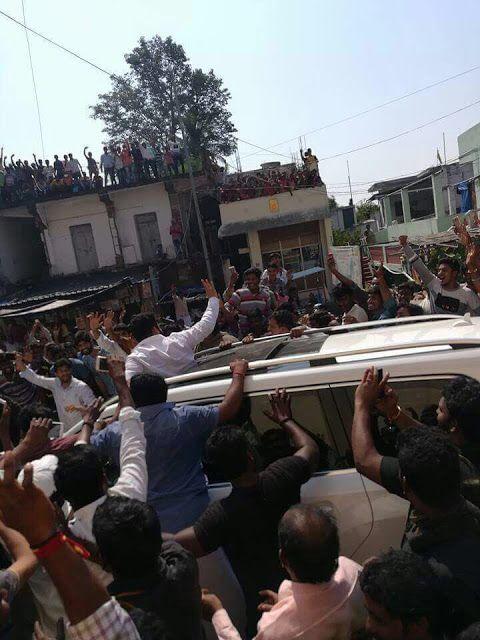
[0,215,46,283]
[110,183,174,264]
[37,182,173,276]
[220,186,328,224]
[458,123,480,204]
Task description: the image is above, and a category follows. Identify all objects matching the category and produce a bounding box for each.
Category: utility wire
[238,62,480,160]
[20,0,45,158]
[0,8,115,78]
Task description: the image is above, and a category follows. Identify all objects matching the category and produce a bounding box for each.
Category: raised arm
[263,389,319,473]
[372,263,393,303]
[180,280,220,350]
[351,367,386,485]
[327,253,355,287]
[218,360,248,424]
[399,235,435,287]
[107,359,147,503]
[0,521,37,588]
[16,355,56,390]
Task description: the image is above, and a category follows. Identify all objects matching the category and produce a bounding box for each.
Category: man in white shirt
[261,253,288,286]
[140,142,158,179]
[53,376,147,543]
[66,153,82,178]
[100,146,116,186]
[332,283,368,324]
[125,279,219,383]
[16,355,95,430]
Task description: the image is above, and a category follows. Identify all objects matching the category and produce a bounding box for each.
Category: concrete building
[458,122,480,207]
[0,181,176,282]
[368,161,473,244]
[218,180,332,293]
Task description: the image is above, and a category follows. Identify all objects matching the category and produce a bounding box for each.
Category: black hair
[260,428,294,466]
[359,549,442,634]
[44,341,61,359]
[271,310,296,331]
[398,428,460,508]
[129,609,173,640]
[205,426,252,481]
[114,322,130,333]
[130,313,158,343]
[74,330,92,346]
[420,404,438,428]
[130,373,168,408]
[309,310,331,328]
[93,497,162,579]
[278,504,339,583]
[438,256,460,273]
[397,303,424,316]
[53,357,72,372]
[443,376,480,443]
[332,283,354,301]
[54,445,105,510]
[17,404,54,437]
[243,267,262,281]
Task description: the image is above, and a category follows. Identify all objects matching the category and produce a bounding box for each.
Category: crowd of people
[0,218,478,638]
[219,148,323,203]
[0,141,187,207]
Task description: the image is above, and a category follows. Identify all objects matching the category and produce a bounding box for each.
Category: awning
[292,266,325,280]
[0,299,79,318]
[218,208,330,239]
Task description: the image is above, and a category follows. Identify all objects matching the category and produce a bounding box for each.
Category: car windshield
[187,332,329,373]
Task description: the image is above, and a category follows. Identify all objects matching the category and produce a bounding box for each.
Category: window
[331,377,451,451]
[247,388,351,473]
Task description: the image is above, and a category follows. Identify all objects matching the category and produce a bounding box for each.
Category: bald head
[278,504,339,584]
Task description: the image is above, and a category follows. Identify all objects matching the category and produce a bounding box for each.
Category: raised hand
[87,312,104,333]
[229,359,248,376]
[372,261,386,283]
[263,388,292,425]
[202,278,218,299]
[15,353,26,373]
[355,367,390,409]
[103,310,115,333]
[107,357,126,381]
[201,589,224,622]
[0,452,56,546]
[82,398,103,426]
[326,253,336,272]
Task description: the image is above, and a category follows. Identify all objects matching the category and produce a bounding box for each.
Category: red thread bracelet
[33,532,90,560]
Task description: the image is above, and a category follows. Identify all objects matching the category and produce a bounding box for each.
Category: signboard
[268,198,279,213]
[330,246,362,287]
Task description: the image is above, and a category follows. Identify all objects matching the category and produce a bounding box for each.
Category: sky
[2,0,480,205]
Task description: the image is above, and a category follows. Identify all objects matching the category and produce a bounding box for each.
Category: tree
[332,228,362,246]
[356,200,380,223]
[328,195,338,210]
[91,36,237,161]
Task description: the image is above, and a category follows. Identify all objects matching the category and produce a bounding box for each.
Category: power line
[315,98,480,162]
[238,62,480,160]
[20,0,45,158]
[0,8,115,78]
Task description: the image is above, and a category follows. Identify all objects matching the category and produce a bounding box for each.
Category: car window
[331,378,452,457]
[247,388,351,472]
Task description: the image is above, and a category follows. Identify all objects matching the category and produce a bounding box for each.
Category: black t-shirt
[109,541,202,640]
[194,456,311,632]
[380,455,480,635]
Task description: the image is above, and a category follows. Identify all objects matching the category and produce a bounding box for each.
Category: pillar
[247,230,263,268]
[383,196,393,225]
[431,172,445,219]
[447,185,456,217]
[400,189,411,223]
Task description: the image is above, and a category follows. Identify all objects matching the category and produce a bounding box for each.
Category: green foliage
[328,195,338,210]
[356,201,380,223]
[425,244,466,273]
[332,228,362,246]
[91,36,237,160]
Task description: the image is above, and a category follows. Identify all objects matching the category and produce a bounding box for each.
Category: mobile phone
[377,368,384,383]
[96,356,109,372]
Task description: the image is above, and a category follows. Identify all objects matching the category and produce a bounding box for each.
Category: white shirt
[140,144,155,160]
[68,407,147,543]
[261,267,288,286]
[96,330,128,361]
[125,297,219,382]
[20,368,95,429]
[65,158,81,174]
[343,303,368,324]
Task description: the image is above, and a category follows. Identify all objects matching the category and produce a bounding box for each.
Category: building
[218,164,332,294]
[368,161,473,244]
[330,204,356,231]
[458,122,480,208]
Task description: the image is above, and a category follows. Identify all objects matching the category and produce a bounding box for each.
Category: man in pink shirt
[255,504,365,640]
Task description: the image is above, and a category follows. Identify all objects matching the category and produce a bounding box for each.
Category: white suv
[75,314,480,630]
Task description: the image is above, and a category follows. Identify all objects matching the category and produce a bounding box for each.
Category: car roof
[168,314,480,387]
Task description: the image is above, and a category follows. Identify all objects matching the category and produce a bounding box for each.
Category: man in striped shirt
[225,268,276,337]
